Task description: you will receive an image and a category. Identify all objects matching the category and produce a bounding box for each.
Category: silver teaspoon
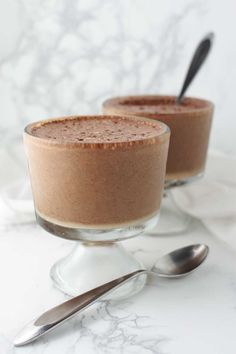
[14,244,209,347]
[176,32,214,104]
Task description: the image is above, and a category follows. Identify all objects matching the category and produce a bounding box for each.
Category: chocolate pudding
[103,96,214,181]
[24,115,169,229]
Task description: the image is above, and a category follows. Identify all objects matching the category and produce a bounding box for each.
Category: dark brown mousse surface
[25,115,170,228]
[30,116,165,144]
[115,96,204,113]
[103,96,214,180]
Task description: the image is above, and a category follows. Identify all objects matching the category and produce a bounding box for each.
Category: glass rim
[103,95,214,116]
[24,114,170,149]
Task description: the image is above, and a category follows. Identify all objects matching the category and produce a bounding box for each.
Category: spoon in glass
[14,243,209,347]
[176,32,214,104]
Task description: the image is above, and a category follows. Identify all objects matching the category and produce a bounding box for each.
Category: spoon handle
[176,32,214,104]
[14,269,146,347]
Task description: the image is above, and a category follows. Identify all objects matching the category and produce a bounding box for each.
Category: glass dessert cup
[24,115,170,298]
[103,95,214,235]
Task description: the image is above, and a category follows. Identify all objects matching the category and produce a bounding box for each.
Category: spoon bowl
[152,244,209,277]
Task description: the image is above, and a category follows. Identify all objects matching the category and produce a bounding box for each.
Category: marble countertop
[0,217,236,354]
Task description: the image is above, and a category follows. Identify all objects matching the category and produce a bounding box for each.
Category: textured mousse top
[28,115,167,144]
[103,96,212,115]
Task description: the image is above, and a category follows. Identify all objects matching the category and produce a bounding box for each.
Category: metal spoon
[14,244,209,347]
[176,32,214,104]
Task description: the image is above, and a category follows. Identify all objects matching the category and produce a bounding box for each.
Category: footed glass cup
[103,95,214,235]
[24,115,170,298]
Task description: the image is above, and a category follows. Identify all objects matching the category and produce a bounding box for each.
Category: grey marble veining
[53,301,168,354]
[3,301,168,354]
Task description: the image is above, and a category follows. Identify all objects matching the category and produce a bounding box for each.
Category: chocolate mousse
[103,96,214,181]
[24,115,170,229]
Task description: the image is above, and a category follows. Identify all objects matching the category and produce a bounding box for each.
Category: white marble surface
[0,218,236,353]
[0,0,236,155]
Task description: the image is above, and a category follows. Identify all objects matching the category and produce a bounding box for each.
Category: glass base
[50,242,147,300]
[37,213,159,242]
[147,190,193,235]
[164,172,203,189]
[147,174,203,236]
[38,213,159,299]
